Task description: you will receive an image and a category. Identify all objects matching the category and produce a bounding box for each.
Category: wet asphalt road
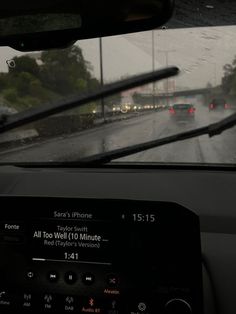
[0,104,235,164]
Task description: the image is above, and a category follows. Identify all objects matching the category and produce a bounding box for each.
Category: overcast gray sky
[79,26,236,90]
[0,26,236,91]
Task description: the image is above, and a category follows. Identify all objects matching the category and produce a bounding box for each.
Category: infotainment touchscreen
[0,197,203,314]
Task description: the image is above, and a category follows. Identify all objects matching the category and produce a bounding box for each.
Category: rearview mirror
[0,0,174,51]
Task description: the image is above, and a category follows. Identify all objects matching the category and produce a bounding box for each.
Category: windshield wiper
[77,112,236,164]
[0,67,179,134]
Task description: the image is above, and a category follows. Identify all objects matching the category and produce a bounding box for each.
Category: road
[0,104,236,164]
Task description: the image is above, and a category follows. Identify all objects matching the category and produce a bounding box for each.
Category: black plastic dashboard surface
[0,197,202,314]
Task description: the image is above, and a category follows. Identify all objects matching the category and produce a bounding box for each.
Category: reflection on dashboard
[0,197,202,314]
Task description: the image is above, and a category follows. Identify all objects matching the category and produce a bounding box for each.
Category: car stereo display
[0,197,203,314]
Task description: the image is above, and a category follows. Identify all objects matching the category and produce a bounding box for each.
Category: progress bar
[32,258,112,265]
[32,258,46,261]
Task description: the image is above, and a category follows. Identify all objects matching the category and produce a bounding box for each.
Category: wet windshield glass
[0,26,236,164]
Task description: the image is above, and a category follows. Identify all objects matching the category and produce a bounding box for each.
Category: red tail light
[188,107,195,114]
[169,108,175,114]
[224,103,230,109]
[209,104,214,109]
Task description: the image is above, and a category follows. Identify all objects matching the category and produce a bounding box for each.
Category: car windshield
[0,25,236,165]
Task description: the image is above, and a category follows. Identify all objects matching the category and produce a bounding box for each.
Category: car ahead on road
[209,98,230,111]
[169,103,196,122]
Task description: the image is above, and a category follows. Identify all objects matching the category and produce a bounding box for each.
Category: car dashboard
[0,165,235,314]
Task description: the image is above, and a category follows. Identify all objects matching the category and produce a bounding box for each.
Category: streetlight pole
[214,63,217,87]
[99,37,105,122]
[157,49,175,106]
[151,30,155,106]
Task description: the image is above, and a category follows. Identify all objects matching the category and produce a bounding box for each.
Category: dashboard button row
[0,291,121,313]
[0,291,192,314]
[47,271,96,285]
[45,271,118,286]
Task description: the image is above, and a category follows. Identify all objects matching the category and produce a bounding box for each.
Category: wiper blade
[78,111,236,164]
[0,67,179,134]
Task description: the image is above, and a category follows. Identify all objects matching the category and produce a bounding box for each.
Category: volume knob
[165,298,192,314]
